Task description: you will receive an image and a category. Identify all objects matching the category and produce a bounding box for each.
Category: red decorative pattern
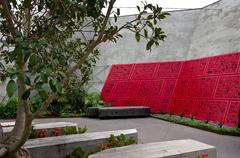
[131,63,158,80]
[180,58,208,77]
[101,52,240,127]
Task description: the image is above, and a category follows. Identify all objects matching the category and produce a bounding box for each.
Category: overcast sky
[107,0,219,16]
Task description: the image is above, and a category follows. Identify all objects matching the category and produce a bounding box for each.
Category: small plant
[0,96,18,118]
[66,147,90,158]
[63,126,88,135]
[79,126,88,134]
[84,92,109,108]
[198,153,208,158]
[36,129,49,138]
[54,128,62,136]
[98,134,137,151]
[153,114,240,136]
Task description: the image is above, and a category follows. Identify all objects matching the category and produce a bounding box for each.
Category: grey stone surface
[24,129,137,158]
[98,106,150,118]
[89,139,216,158]
[33,122,77,130]
[2,122,76,133]
[87,106,150,118]
[17,117,240,158]
[87,107,100,118]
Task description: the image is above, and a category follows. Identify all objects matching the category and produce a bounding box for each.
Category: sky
[106,0,219,16]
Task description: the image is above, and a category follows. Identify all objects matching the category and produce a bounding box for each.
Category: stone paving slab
[24,129,137,158]
[90,139,216,158]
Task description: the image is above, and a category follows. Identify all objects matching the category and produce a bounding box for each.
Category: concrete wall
[88,0,240,92]
[187,0,240,58]
[97,9,201,65]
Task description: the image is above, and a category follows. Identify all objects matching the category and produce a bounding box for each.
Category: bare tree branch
[66,0,117,75]
[0,0,16,36]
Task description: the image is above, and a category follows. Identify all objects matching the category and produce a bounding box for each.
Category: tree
[0,0,169,157]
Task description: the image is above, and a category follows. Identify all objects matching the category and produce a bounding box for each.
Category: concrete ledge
[87,106,150,118]
[2,122,77,134]
[89,139,216,158]
[24,129,138,158]
[99,106,150,118]
[87,107,99,118]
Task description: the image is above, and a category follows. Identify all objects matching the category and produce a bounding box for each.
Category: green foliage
[6,80,17,97]
[84,92,108,108]
[108,134,137,148]
[0,96,18,118]
[29,96,43,113]
[63,126,88,135]
[66,147,90,158]
[0,0,169,118]
[153,114,240,136]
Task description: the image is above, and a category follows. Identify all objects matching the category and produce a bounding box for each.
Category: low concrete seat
[24,129,137,158]
[89,139,216,158]
[87,106,150,118]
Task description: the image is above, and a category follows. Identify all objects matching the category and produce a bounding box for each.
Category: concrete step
[2,122,77,134]
[89,139,216,158]
[24,129,138,158]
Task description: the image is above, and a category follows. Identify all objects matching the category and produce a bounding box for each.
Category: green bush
[30,96,43,113]
[108,134,137,148]
[66,147,90,158]
[0,96,18,118]
[153,114,240,136]
[84,92,109,108]
[63,126,88,135]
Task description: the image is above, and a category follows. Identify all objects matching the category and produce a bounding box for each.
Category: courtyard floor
[31,117,240,158]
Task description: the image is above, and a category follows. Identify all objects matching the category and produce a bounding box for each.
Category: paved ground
[2,117,240,158]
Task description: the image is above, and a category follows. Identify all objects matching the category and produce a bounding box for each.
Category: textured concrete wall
[97,9,201,65]
[88,0,240,93]
[187,0,240,59]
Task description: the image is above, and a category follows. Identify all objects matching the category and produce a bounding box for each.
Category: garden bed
[152,114,240,136]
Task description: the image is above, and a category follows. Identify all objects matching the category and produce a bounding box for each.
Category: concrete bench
[2,122,77,134]
[87,106,150,118]
[89,139,216,158]
[87,107,99,118]
[24,129,137,158]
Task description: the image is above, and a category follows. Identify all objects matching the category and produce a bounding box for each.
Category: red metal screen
[101,52,240,127]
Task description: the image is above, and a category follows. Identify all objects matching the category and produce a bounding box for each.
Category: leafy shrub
[49,77,87,116]
[154,114,240,136]
[66,147,90,158]
[0,96,18,118]
[98,134,137,151]
[84,92,109,108]
[63,126,88,135]
[30,96,43,113]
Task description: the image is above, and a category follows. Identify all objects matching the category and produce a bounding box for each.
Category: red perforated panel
[146,98,170,113]
[206,53,240,75]
[137,80,164,98]
[215,75,240,99]
[101,52,240,127]
[187,77,217,98]
[112,81,140,98]
[160,80,177,97]
[170,99,195,117]
[224,101,240,127]
[180,58,208,77]
[154,62,182,79]
[107,64,134,80]
[131,63,158,80]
